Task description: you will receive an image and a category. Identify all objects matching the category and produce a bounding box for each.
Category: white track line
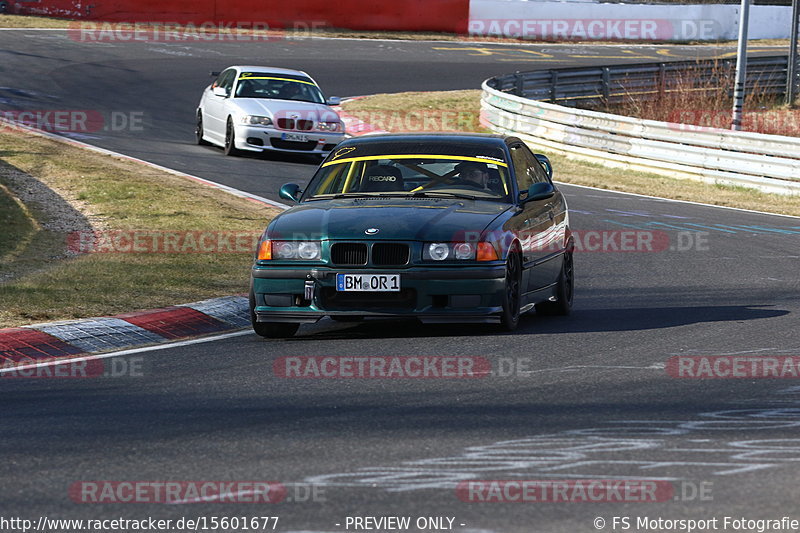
[556,181,800,219]
[0,330,253,374]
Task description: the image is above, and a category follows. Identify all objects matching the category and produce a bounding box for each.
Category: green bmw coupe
[250,133,573,337]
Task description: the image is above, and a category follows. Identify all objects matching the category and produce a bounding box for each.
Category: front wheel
[498,251,522,331]
[195,111,211,145]
[536,250,574,316]
[224,117,241,156]
[249,291,299,338]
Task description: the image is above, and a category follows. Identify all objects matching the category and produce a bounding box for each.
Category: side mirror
[522,182,555,203]
[212,86,229,98]
[326,96,342,106]
[279,183,302,203]
[534,154,553,180]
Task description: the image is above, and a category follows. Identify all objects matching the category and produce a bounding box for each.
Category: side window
[213,69,236,95]
[510,145,533,192]
[512,144,550,192]
[524,149,550,184]
[220,70,236,93]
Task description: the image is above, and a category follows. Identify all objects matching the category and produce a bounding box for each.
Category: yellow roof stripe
[322,154,508,168]
[238,75,317,86]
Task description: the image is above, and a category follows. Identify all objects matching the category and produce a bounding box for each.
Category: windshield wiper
[308,193,402,200]
[411,191,478,201]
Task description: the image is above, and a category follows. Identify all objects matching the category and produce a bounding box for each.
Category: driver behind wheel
[455,161,491,190]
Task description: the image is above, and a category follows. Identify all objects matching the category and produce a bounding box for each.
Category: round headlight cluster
[453,243,476,260]
[298,241,321,260]
[427,243,450,261]
[424,242,478,261]
[272,241,321,261]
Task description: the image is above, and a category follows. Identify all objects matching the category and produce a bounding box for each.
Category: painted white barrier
[469,0,791,41]
[481,81,800,195]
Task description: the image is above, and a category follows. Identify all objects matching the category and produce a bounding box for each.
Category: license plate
[281,132,308,142]
[336,274,400,292]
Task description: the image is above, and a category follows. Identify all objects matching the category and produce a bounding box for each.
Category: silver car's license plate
[281,132,308,142]
[336,274,400,292]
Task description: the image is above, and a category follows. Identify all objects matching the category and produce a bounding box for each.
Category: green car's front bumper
[251,264,507,324]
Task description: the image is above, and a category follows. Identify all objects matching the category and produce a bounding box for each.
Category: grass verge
[0,128,281,327]
[0,182,38,261]
[342,90,800,217]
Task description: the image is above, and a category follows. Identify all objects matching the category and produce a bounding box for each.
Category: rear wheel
[498,251,522,331]
[195,111,210,145]
[536,250,574,316]
[224,117,241,156]
[249,291,300,338]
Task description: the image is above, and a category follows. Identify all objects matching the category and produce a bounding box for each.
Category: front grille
[276,118,314,131]
[270,139,318,151]
[331,243,368,266]
[321,288,417,309]
[372,243,409,266]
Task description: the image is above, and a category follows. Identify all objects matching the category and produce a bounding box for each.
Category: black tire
[195,111,211,145]
[223,117,241,156]
[498,251,522,331]
[535,250,574,316]
[249,291,300,338]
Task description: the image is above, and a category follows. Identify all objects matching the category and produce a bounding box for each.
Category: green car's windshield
[234,73,325,104]
[303,155,512,201]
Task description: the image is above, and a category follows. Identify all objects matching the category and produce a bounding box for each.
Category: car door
[507,143,562,293]
[203,68,236,144]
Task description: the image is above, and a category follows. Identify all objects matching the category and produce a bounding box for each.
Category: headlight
[317,121,342,132]
[425,243,450,261]
[242,115,273,126]
[259,240,321,261]
[423,242,476,261]
[424,242,478,261]
[453,242,476,260]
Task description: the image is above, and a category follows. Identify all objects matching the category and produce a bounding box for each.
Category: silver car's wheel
[224,117,241,156]
[196,111,211,146]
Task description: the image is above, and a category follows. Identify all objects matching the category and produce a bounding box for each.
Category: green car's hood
[269,197,513,241]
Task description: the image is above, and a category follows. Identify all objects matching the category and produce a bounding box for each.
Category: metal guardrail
[481,57,800,195]
[487,56,789,107]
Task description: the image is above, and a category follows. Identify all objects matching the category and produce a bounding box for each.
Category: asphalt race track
[2,31,800,533]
